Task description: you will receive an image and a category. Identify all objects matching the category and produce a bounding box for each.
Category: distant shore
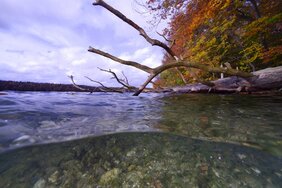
[0,80,118,92]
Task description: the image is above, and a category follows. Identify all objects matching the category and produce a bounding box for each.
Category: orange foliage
[146,0,282,87]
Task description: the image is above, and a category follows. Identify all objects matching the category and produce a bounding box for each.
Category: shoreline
[0,80,122,93]
[0,80,281,95]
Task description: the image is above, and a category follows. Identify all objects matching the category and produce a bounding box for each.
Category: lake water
[0,91,281,187]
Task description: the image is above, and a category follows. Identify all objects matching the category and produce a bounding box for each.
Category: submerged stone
[99,168,120,185]
[33,178,46,188]
[0,132,281,187]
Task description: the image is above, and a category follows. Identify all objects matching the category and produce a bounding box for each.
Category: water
[0,91,281,187]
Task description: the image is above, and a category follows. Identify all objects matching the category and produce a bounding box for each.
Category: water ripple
[0,92,281,156]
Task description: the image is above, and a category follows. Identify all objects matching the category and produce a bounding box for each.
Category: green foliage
[159,70,186,87]
[148,0,282,87]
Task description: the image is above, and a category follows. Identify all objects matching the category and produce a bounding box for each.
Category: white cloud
[0,0,168,88]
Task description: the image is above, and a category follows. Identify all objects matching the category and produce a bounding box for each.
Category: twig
[156,31,171,43]
[97,67,136,89]
[84,76,123,93]
[122,71,129,85]
[68,75,89,91]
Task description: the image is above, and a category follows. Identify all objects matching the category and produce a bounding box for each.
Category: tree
[88,0,255,96]
[146,0,282,87]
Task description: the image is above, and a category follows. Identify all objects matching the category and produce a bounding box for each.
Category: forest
[146,0,282,87]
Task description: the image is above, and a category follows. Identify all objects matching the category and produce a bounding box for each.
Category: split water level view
[0,92,281,187]
[1,0,282,187]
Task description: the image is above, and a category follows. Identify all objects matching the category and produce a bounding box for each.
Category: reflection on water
[0,133,281,187]
[156,94,282,156]
[0,92,162,152]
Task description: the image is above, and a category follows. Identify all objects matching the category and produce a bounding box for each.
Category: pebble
[39,121,57,128]
[237,153,247,160]
[13,135,31,142]
[33,178,46,188]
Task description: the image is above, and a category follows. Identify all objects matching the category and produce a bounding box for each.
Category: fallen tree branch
[68,75,90,91]
[156,31,171,43]
[121,71,130,86]
[88,47,253,77]
[170,66,282,93]
[93,0,176,58]
[88,46,253,95]
[88,47,153,74]
[97,67,136,89]
[154,60,253,78]
[84,76,123,93]
[88,0,256,96]
[92,0,187,84]
[133,74,158,96]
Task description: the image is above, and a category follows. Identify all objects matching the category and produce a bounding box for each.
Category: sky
[0,0,167,87]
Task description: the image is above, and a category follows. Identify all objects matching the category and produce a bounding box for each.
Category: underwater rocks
[0,132,281,187]
[99,168,120,185]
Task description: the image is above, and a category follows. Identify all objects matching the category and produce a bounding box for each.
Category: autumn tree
[85,0,259,95]
[147,0,282,87]
[73,0,282,96]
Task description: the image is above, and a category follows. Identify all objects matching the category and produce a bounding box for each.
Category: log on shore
[170,66,282,94]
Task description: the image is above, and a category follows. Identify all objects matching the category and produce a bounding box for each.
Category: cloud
[0,0,167,88]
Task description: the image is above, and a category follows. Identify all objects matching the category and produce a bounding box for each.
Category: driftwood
[170,66,282,94]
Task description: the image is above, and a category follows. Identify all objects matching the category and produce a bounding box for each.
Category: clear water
[0,91,281,187]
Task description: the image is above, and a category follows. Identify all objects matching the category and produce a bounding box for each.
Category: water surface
[0,91,281,187]
[0,92,281,155]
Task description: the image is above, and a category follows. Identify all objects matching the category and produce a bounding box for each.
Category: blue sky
[0,0,166,87]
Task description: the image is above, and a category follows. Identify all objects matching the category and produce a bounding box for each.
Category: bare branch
[154,61,253,78]
[122,71,130,85]
[68,75,90,91]
[91,0,187,84]
[92,0,176,58]
[88,46,252,95]
[88,46,253,95]
[156,31,176,49]
[156,31,171,43]
[131,60,253,95]
[175,67,187,84]
[97,67,136,89]
[88,47,153,74]
[88,0,254,96]
[84,76,123,93]
[133,74,158,96]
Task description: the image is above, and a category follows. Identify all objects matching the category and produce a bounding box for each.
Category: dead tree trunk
[171,66,282,93]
